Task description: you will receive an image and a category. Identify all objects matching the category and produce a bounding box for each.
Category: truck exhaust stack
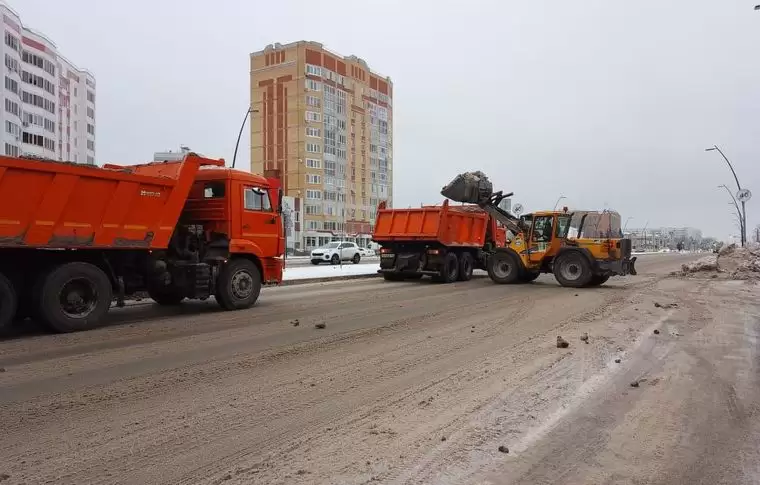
[440,171,494,204]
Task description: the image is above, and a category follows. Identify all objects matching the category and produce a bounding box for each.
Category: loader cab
[521,211,566,264]
[184,168,284,259]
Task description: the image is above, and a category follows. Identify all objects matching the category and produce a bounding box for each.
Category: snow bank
[283,263,379,281]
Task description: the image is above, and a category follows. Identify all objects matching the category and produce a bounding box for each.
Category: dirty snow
[283,262,380,280]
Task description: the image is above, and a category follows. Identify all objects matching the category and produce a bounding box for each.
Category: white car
[357,247,375,257]
[311,242,362,265]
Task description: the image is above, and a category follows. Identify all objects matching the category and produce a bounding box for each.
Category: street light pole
[553,195,566,211]
[232,107,259,169]
[623,217,633,232]
[706,145,747,247]
[718,184,744,243]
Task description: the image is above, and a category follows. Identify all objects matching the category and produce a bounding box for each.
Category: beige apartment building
[250,41,393,251]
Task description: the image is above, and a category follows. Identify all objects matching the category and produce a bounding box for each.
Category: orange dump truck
[0,153,284,332]
[372,200,507,282]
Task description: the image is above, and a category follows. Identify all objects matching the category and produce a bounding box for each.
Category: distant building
[250,41,393,250]
[1,2,95,164]
[153,145,192,162]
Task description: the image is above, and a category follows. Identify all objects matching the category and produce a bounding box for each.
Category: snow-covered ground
[283,262,380,281]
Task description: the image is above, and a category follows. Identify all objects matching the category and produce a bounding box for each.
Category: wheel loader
[440,172,637,287]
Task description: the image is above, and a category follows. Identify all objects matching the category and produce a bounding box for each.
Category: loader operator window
[244,187,272,211]
[532,216,553,243]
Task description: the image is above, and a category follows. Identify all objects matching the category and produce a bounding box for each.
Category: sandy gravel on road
[0,254,757,485]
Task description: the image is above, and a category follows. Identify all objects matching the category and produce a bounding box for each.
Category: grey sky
[16,0,760,240]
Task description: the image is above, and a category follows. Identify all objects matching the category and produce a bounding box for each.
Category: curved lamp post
[553,195,566,211]
[232,107,259,169]
[706,146,748,247]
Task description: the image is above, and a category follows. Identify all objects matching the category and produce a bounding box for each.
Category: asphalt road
[1,253,758,485]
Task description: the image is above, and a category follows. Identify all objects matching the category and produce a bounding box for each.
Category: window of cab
[244,187,272,211]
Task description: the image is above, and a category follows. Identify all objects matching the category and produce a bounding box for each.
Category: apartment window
[86,107,94,119]
[43,118,55,133]
[5,121,19,137]
[86,90,95,103]
[305,158,321,169]
[305,143,320,153]
[306,95,320,108]
[306,174,321,184]
[306,64,322,76]
[306,79,321,91]
[243,187,272,211]
[305,111,321,123]
[86,140,95,151]
[20,71,55,95]
[305,204,321,215]
[306,220,321,231]
[86,156,94,164]
[4,99,19,117]
[4,32,19,51]
[4,76,18,94]
[306,190,322,200]
[86,123,95,135]
[4,54,18,72]
[4,143,19,157]
[306,127,321,138]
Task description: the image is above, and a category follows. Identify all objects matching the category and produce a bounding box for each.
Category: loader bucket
[440,171,494,204]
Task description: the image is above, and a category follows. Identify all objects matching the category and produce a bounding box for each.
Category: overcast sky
[15,0,760,240]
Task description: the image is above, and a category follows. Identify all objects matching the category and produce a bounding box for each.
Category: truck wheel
[440,252,459,283]
[487,252,520,284]
[0,272,18,331]
[148,287,185,305]
[553,252,593,288]
[331,254,340,265]
[458,252,474,281]
[216,258,261,310]
[586,274,610,287]
[38,262,113,333]
[352,253,361,264]
[520,271,540,283]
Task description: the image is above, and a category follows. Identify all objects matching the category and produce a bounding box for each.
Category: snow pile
[716,243,760,278]
[680,256,718,273]
[678,243,760,279]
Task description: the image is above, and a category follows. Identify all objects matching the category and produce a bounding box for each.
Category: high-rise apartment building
[1,2,95,164]
[250,41,392,251]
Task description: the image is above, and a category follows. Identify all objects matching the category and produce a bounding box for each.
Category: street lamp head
[705,147,717,152]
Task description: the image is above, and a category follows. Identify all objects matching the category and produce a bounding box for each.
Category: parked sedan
[310,242,362,265]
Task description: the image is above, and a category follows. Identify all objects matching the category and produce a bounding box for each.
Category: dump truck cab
[184,168,284,285]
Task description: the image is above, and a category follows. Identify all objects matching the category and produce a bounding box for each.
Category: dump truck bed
[0,154,223,250]
[373,200,490,247]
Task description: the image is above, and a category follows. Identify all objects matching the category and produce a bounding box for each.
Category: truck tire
[520,271,540,283]
[352,253,361,264]
[216,258,261,310]
[38,262,113,333]
[458,252,474,281]
[586,274,610,287]
[0,272,18,331]
[553,252,593,288]
[437,252,459,283]
[148,286,185,305]
[487,252,520,284]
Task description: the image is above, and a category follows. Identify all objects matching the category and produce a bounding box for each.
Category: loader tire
[0,272,17,331]
[38,262,113,333]
[553,252,593,288]
[216,258,261,310]
[458,252,474,281]
[487,251,520,284]
[586,274,610,287]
